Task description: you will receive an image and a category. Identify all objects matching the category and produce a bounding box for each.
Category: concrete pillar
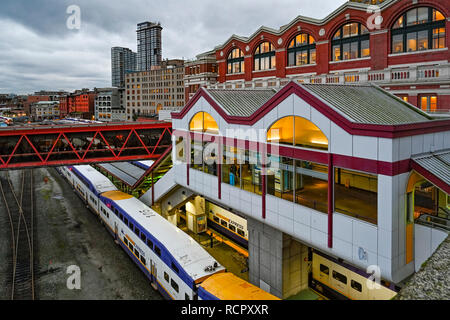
[248,217,310,299]
[247,217,283,298]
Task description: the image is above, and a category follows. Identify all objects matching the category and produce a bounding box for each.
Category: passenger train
[58,165,278,300]
[310,250,398,300]
[207,203,249,249]
[132,160,155,171]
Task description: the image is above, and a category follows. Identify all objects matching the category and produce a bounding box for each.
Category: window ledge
[329,57,371,64]
[388,48,448,57]
[286,64,317,69]
[252,69,276,73]
[226,72,245,76]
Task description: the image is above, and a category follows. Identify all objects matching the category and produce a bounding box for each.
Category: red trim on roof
[411,161,450,195]
[172,82,450,139]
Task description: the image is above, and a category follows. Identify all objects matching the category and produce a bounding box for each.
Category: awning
[411,150,450,195]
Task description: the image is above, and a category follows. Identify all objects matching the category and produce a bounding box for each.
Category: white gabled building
[151,81,450,299]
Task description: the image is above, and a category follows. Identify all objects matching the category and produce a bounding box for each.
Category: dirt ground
[0,167,163,300]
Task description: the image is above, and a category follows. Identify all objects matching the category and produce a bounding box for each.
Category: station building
[139,80,450,299]
[206,0,450,114]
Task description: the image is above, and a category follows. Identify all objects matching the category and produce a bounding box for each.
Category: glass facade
[137,22,162,71]
[267,116,329,150]
[392,7,446,54]
[334,168,378,224]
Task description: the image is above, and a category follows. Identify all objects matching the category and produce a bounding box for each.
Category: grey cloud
[0,0,347,94]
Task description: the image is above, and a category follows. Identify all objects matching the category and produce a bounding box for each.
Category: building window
[254,42,275,71]
[267,157,328,213]
[287,34,316,66]
[267,116,329,150]
[420,95,438,112]
[227,48,245,74]
[392,7,446,54]
[332,22,370,61]
[189,112,219,134]
[334,168,378,225]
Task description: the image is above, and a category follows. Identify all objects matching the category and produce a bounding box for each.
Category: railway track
[0,169,36,300]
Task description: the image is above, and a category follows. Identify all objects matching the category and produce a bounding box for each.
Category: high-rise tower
[137,22,162,71]
[111,47,137,87]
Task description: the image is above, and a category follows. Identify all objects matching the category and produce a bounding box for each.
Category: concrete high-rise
[137,22,162,71]
[111,47,137,88]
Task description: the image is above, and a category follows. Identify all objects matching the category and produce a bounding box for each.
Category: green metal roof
[205,88,277,117]
[301,83,434,125]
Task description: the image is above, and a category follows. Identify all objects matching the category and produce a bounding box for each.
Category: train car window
[129,222,134,230]
[213,216,220,223]
[164,272,169,282]
[140,256,146,265]
[171,279,179,293]
[114,209,118,216]
[332,270,347,285]
[351,280,362,292]
[129,243,134,252]
[185,293,190,300]
[229,225,236,232]
[107,212,110,218]
[124,237,129,246]
[141,233,146,242]
[171,262,179,274]
[134,226,140,236]
[147,239,153,250]
[155,246,161,257]
[134,248,139,258]
[237,229,245,237]
[120,213,123,220]
[124,217,128,225]
[320,264,329,276]
[220,220,228,228]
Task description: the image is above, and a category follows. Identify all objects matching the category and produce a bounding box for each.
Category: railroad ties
[0,169,36,300]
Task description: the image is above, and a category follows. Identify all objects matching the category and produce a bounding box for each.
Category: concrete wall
[414,224,448,272]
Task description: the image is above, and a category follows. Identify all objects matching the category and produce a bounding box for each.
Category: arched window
[227,48,245,74]
[254,42,276,71]
[189,112,219,133]
[391,7,445,53]
[287,34,316,66]
[332,22,370,61]
[267,116,328,150]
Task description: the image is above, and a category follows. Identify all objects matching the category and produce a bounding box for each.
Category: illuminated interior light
[311,140,328,145]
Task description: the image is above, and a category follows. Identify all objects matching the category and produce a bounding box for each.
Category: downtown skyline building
[137,21,163,71]
[111,47,137,88]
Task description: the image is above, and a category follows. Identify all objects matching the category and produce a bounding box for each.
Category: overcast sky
[0,0,347,94]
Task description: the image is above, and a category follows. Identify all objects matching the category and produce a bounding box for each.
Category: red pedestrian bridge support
[0,121,172,169]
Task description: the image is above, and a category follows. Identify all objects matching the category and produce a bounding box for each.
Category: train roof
[136,160,154,168]
[101,191,226,283]
[71,165,118,194]
[199,273,280,300]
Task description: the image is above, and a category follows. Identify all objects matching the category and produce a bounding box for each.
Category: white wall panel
[353,135,378,160]
[310,211,328,233]
[330,122,353,156]
[310,108,331,140]
[352,220,378,253]
[378,138,393,162]
[333,213,353,243]
[294,222,311,243]
[276,95,294,119]
[293,94,311,120]
[411,134,424,155]
[398,136,412,160]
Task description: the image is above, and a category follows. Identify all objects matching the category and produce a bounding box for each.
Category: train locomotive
[58,165,278,300]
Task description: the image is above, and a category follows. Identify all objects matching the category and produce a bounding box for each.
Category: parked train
[310,250,398,300]
[207,202,248,249]
[58,165,278,300]
[132,160,155,171]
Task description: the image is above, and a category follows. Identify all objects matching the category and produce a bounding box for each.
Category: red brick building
[59,89,97,118]
[184,50,218,103]
[207,0,449,113]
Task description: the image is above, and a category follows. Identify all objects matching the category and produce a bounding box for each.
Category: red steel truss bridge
[0,121,172,169]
